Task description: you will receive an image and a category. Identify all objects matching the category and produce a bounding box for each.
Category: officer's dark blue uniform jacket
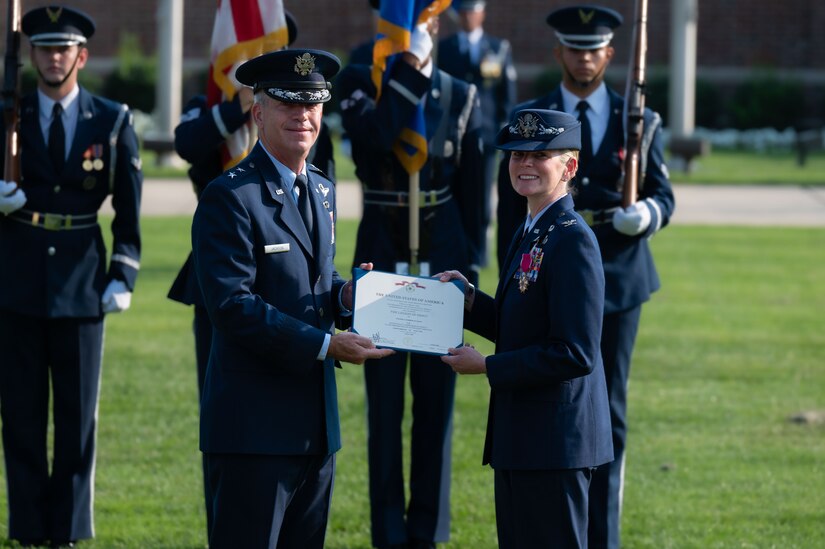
[191,142,345,456]
[438,32,516,147]
[336,60,485,276]
[0,88,142,317]
[498,86,675,313]
[466,194,613,469]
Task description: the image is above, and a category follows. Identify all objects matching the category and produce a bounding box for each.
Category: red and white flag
[207,0,289,168]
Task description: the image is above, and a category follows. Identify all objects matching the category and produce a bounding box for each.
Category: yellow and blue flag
[371,0,451,174]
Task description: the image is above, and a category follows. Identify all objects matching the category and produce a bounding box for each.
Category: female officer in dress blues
[439,109,613,549]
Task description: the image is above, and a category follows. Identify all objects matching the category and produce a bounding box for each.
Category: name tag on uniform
[264,243,290,254]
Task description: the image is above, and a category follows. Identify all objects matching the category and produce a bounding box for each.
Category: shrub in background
[730,72,805,130]
[101,33,157,113]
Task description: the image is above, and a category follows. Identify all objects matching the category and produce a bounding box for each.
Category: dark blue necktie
[576,100,593,172]
[295,173,314,237]
[49,102,65,174]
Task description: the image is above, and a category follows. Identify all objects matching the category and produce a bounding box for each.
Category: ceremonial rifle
[3,0,22,185]
[622,0,648,208]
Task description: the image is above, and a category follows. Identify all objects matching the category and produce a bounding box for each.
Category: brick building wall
[8,1,825,72]
[5,0,825,122]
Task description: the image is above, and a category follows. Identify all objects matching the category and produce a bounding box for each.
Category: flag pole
[409,171,420,275]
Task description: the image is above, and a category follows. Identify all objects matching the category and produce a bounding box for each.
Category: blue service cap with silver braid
[494,109,581,152]
[235,49,341,105]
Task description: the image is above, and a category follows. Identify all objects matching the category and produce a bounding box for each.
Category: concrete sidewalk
[114,178,825,227]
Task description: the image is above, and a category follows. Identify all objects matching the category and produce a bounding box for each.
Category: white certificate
[352,269,465,355]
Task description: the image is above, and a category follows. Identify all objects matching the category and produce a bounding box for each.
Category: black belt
[8,209,99,231]
[577,207,618,227]
[363,186,453,208]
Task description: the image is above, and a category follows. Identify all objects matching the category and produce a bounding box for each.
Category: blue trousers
[495,467,592,549]
[588,305,643,549]
[0,310,104,543]
[207,452,335,549]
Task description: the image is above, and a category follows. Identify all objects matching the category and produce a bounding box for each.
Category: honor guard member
[166,11,335,537]
[337,11,485,549]
[440,108,613,549]
[191,49,392,549]
[438,0,516,266]
[495,7,675,549]
[0,5,143,547]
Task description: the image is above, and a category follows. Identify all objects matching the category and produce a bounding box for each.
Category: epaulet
[222,158,255,182]
[556,210,579,229]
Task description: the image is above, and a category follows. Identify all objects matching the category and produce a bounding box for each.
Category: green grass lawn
[1,219,823,548]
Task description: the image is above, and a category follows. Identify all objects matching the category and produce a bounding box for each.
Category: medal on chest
[516,234,548,294]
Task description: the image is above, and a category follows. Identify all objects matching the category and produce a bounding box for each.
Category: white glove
[612,201,652,236]
[102,279,132,314]
[407,23,433,65]
[0,180,27,216]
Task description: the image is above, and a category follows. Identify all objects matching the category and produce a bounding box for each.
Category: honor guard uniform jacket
[0,89,142,318]
[336,60,485,280]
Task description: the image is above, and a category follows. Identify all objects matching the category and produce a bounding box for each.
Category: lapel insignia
[318,183,330,197]
[323,200,330,209]
[275,188,284,195]
[561,219,577,227]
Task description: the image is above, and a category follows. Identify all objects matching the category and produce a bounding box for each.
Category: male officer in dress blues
[166,12,336,537]
[336,11,484,549]
[191,49,392,549]
[0,6,142,547]
[438,0,516,266]
[440,109,613,548]
[495,6,675,549]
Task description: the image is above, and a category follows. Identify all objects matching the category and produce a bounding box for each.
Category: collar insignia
[294,53,316,76]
